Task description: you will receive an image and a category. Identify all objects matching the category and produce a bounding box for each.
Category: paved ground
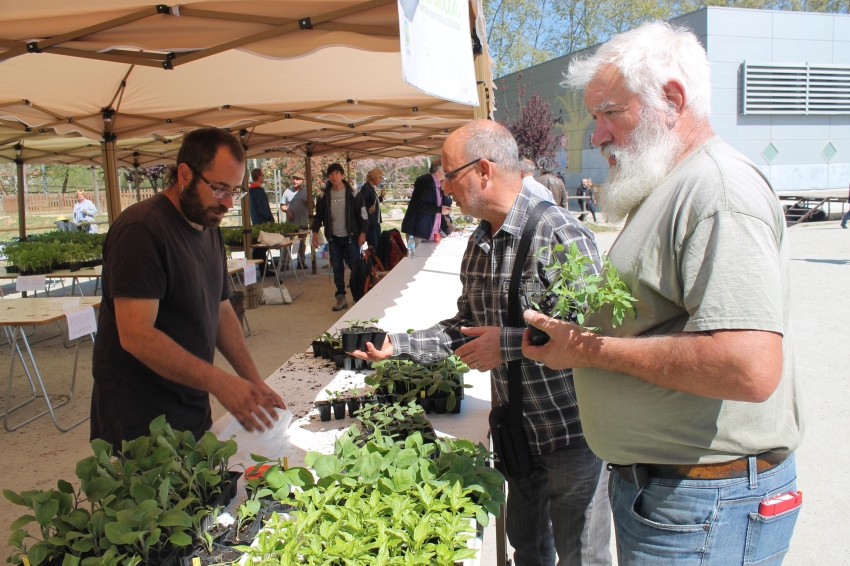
[0,220,847,563]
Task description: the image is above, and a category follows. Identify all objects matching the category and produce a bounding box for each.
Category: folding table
[1,297,100,432]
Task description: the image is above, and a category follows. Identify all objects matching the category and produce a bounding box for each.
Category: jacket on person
[248,185,274,225]
[401,173,452,240]
[360,181,383,228]
[311,180,369,240]
[536,173,569,209]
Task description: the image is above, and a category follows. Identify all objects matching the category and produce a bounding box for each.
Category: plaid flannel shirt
[391,187,602,455]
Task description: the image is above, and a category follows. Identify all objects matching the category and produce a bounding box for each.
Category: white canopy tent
[0,0,495,235]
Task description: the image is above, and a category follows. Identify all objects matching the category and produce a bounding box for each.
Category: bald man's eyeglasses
[444,157,495,182]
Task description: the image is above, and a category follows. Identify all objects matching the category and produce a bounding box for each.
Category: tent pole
[101,137,121,226]
[305,154,316,275]
[16,157,26,240]
[472,32,490,121]
[133,152,141,202]
[240,165,258,309]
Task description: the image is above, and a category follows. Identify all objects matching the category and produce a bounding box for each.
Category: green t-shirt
[575,138,803,465]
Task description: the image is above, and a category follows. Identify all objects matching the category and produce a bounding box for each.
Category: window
[741,62,850,115]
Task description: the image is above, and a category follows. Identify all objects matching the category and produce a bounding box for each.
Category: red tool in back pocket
[758,490,802,516]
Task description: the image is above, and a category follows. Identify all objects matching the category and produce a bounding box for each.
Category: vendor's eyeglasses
[443,157,495,182]
[191,167,247,200]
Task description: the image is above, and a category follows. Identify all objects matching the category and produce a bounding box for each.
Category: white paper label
[65,306,97,340]
[16,275,46,292]
[243,265,257,286]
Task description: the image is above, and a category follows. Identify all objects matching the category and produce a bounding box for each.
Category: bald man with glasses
[91,127,285,450]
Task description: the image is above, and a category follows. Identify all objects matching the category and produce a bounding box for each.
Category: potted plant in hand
[525,242,637,345]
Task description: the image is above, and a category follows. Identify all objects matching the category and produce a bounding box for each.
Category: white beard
[597,110,683,222]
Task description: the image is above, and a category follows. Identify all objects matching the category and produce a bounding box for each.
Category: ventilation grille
[742,62,850,115]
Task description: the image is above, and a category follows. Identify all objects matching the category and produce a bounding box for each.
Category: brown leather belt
[610,452,789,488]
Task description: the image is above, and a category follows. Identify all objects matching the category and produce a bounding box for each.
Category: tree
[483,0,850,78]
[499,75,555,165]
[351,156,430,188]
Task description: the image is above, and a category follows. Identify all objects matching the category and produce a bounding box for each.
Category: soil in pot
[316,401,332,422]
[332,402,347,420]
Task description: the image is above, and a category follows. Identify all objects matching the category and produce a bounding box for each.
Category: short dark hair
[429,158,442,174]
[169,128,246,186]
[326,163,345,176]
[251,168,263,182]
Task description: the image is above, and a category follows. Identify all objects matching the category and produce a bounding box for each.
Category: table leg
[3,325,89,432]
[278,247,303,300]
[1,326,38,420]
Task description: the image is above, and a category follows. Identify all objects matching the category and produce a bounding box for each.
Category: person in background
[91,127,284,450]
[311,163,368,311]
[576,178,597,222]
[519,157,555,202]
[360,168,385,249]
[73,190,98,233]
[840,181,850,228]
[248,168,274,273]
[536,160,570,209]
[524,22,803,565]
[281,173,309,268]
[401,159,452,245]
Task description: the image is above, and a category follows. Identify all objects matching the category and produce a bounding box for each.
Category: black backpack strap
[506,201,553,429]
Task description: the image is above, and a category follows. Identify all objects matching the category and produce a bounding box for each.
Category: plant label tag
[192,558,201,566]
[65,306,97,340]
[22,558,31,566]
[243,265,257,286]
[16,275,46,292]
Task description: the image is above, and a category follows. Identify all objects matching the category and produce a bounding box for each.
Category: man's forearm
[571,329,783,402]
[216,303,263,384]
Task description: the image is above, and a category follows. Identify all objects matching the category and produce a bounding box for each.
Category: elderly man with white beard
[522,22,803,565]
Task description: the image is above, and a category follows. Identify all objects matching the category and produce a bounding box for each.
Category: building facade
[494,6,850,195]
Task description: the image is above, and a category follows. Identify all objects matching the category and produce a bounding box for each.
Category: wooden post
[16,158,26,240]
[241,165,259,309]
[101,137,122,226]
[133,152,141,202]
[472,32,491,121]
[305,154,317,275]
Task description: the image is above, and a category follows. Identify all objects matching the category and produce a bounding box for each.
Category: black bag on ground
[349,248,386,303]
[489,201,552,481]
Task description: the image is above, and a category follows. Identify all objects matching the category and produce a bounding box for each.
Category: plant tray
[180,543,244,566]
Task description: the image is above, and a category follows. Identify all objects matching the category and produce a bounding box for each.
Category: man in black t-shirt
[91,128,285,449]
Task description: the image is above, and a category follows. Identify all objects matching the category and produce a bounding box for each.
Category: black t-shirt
[91,193,231,448]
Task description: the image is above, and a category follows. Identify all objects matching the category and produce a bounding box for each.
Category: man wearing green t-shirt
[523,22,803,565]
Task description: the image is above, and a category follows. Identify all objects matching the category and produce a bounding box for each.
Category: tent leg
[16,158,26,240]
[101,139,121,226]
[305,154,317,275]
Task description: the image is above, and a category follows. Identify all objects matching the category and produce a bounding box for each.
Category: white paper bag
[262,285,292,305]
[219,408,293,467]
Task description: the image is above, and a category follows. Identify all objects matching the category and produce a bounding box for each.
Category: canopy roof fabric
[0,0,495,163]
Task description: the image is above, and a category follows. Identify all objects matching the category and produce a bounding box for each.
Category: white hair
[519,157,536,175]
[460,120,521,178]
[564,22,711,120]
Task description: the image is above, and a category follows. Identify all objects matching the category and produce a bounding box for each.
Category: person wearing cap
[311,163,369,311]
[282,173,310,269]
[360,168,385,249]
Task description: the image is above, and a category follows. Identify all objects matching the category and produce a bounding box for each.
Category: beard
[179,180,228,228]
[455,179,488,219]
[597,108,683,222]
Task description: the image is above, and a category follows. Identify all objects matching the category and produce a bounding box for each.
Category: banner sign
[398,0,478,106]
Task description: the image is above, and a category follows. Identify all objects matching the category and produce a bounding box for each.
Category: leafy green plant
[533,242,637,327]
[366,355,471,410]
[352,401,437,445]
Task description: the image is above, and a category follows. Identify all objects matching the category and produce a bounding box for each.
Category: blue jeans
[328,235,361,297]
[366,224,381,250]
[610,454,799,566]
[506,438,612,566]
[841,209,850,227]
